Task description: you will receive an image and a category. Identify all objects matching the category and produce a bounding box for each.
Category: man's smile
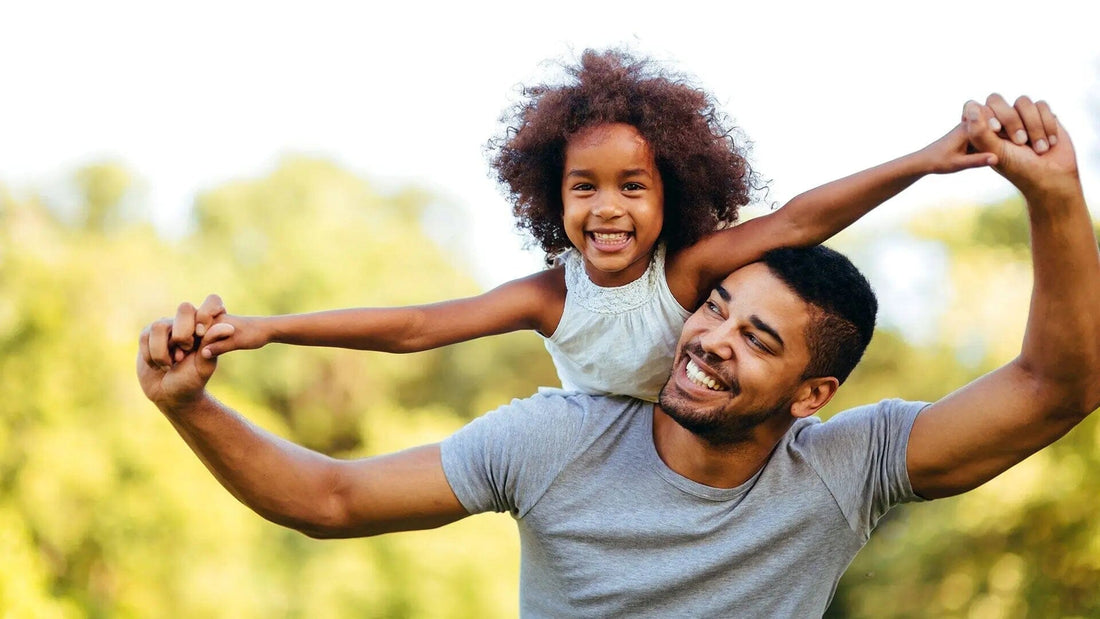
[685,358,726,391]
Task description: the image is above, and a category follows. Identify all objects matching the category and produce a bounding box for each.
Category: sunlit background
[2,1,1099,617]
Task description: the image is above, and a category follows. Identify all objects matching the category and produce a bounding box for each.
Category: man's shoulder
[440,392,649,516]
[788,398,930,447]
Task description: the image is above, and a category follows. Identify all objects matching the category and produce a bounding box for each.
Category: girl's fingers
[199,323,236,359]
[194,294,226,338]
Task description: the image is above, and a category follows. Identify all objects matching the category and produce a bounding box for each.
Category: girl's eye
[572,183,595,192]
[622,182,644,191]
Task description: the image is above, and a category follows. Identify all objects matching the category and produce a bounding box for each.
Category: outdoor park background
[2,2,1100,617]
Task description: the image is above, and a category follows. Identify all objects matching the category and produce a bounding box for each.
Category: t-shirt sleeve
[439,393,587,518]
[797,398,928,539]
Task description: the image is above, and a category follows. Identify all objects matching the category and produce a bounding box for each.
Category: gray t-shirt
[441,393,926,617]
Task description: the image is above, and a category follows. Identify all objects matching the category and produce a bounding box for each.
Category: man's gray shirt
[441,393,926,617]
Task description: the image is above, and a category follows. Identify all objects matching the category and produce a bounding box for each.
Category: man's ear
[790,377,839,419]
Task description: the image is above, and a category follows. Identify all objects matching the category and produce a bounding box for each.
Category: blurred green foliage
[1,159,1097,617]
[0,159,557,618]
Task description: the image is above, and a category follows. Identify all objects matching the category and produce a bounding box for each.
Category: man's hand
[963,94,1079,197]
[137,299,234,413]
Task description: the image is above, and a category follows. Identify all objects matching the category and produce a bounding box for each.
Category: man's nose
[698,323,735,361]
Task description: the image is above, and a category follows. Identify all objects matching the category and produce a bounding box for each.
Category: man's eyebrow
[714,285,731,302]
[750,315,784,349]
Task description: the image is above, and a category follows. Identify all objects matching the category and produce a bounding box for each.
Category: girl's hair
[488,48,757,262]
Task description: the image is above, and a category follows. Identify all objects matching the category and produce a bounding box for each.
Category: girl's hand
[168,294,270,362]
[918,122,998,175]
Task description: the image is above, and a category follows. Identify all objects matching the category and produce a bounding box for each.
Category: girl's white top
[543,245,693,402]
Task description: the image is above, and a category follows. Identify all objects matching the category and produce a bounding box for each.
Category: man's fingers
[1013,96,1048,153]
[1037,100,1059,147]
[194,294,226,338]
[171,302,198,351]
[985,93,1025,145]
[139,326,155,368]
[963,101,1003,160]
[146,319,174,369]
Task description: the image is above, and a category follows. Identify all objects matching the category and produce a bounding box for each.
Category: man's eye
[746,333,770,353]
[705,301,721,314]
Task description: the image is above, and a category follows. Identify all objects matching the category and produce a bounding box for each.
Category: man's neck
[651,405,792,489]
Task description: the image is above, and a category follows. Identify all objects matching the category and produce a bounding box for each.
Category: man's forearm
[1019,177,1100,409]
[160,394,346,534]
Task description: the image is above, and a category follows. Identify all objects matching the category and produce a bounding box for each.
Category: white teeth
[592,232,629,242]
[686,360,724,391]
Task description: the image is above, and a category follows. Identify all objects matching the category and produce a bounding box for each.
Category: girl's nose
[592,199,624,220]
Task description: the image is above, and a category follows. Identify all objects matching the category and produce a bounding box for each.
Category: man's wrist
[1018,172,1083,208]
[160,390,211,418]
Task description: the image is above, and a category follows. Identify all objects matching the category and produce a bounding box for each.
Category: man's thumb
[962,101,1003,161]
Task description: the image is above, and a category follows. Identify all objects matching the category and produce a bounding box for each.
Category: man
[138,96,1099,616]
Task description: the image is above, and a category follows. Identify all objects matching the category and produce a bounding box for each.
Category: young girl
[179,49,992,402]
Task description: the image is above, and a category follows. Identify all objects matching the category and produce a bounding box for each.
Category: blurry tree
[0,158,557,618]
[75,162,133,233]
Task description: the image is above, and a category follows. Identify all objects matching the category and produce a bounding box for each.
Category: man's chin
[658,383,791,447]
[658,383,729,439]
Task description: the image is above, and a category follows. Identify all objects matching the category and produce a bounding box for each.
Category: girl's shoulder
[514,266,567,336]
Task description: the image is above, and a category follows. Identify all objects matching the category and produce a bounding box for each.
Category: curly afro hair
[488,48,757,263]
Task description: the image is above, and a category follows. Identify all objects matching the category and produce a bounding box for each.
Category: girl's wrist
[257,316,278,346]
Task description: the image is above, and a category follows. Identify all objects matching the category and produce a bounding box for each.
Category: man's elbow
[1015,357,1100,422]
[278,500,373,540]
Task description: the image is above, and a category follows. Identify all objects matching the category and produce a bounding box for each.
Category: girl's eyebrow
[564,167,653,179]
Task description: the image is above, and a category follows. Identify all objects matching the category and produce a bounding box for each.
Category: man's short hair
[760,246,877,384]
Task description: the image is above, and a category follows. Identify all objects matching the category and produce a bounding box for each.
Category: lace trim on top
[560,246,665,315]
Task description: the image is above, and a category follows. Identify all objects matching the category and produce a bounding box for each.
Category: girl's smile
[561,123,664,288]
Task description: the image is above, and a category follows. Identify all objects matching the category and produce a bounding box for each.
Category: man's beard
[658,342,793,448]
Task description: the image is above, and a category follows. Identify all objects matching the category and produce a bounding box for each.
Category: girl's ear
[790,377,840,419]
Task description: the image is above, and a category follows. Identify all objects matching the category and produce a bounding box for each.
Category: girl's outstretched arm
[175,269,567,359]
[666,123,995,309]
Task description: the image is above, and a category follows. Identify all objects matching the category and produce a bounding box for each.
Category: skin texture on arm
[138,318,471,538]
[175,268,567,360]
[665,124,994,309]
[907,96,1100,499]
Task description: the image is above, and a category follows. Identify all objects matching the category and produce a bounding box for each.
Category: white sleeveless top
[543,245,693,402]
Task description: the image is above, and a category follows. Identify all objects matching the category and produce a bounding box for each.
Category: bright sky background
[3,1,1098,296]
